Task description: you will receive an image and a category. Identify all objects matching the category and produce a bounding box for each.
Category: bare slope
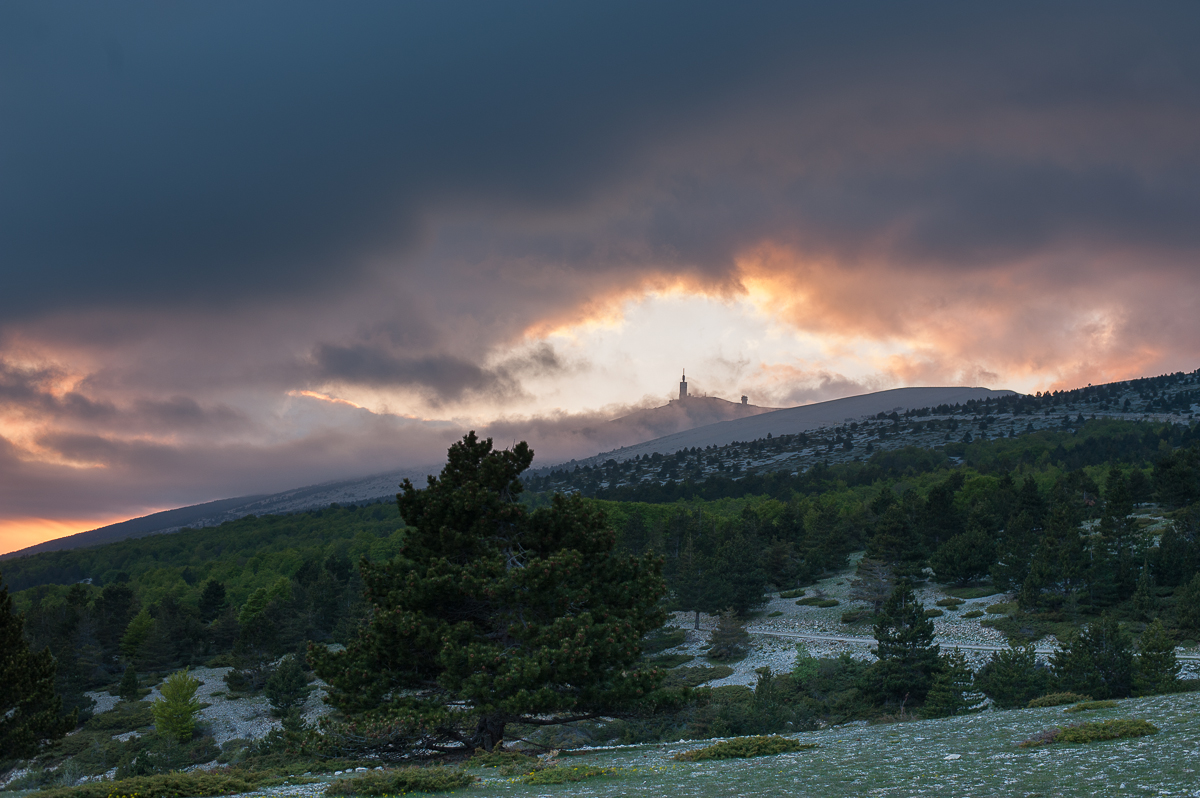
[569,395,777,452]
[561,386,1017,466]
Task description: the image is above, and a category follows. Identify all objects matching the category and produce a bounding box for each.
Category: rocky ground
[663,557,1200,687]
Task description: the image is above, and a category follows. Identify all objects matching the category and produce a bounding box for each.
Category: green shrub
[767,611,783,617]
[1064,700,1119,713]
[674,735,816,761]
[796,597,839,607]
[83,702,154,733]
[962,610,985,618]
[324,767,476,795]
[663,665,735,688]
[841,609,870,624]
[778,589,806,599]
[944,586,1001,599]
[647,653,694,668]
[27,772,255,798]
[986,602,1016,615]
[519,765,615,785]
[1020,719,1158,747]
[152,670,202,743]
[709,685,753,703]
[935,598,964,608]
[642,626,687,654]
[924,608,944,617]
[1028,692,1092,708]
[469,748,537,775]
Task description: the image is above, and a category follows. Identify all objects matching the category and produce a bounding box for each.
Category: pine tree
[1134,619,1180,697]
[849,558,894,615]
[973,642,1052,708]
[706,608,751,661]
[198,579,227,624]
[674,534,705,630]
[263,654,312,717]
[0,575,76,758]
[310,433,666,752]
[152,669,201,743]
[872,580,940,703]
[1050,617,1135,699]
[930,522,995,585]
[119,664,140,702]
[991,511,1038,591]
[1132,562,1158,620]
[1176,573,1200,631]
[921,649,982,719]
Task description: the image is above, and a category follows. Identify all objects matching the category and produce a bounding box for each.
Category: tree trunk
[694,610,700,630]
[473,715,507,752]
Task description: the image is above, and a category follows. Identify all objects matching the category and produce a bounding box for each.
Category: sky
[3,1,1200,553]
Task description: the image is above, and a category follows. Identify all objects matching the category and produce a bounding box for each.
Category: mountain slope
[559,386,1018,467]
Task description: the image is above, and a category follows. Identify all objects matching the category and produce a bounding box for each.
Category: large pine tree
[311,433,666,752]
[0,574,76,758]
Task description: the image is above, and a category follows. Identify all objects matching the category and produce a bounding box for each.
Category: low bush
[1028,692,1092,708]
[82,702,155,733]
[944,586,1001,600]
[767,611,783,617]
[1019,719,1158,747]
[935,598,964,608]
[648,653,695,668]
[986,602,1017,615]
[962,610,985,618]
[841,609,870,624]
[924,608,944,618]
[519,765,616,785]
[674,735,815,761]
[663,665,735,688]
[778,589,806,599]
[642,627,687,654]
[796,597,839,608]
[324,767,476,795]
[27,772,255,798]
[1064,700,1119,713]
[469,749,537,776]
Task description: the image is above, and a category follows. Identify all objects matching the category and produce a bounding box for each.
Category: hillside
[558,386,1017,469]
[569,395,777,452]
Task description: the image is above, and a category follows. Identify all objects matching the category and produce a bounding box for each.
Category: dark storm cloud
[311,341,568,402]
[6,1,1199,323]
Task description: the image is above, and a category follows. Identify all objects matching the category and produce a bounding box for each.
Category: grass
[985,602,1017,614]
[673,735,816,762]
[434,691,1200,797]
